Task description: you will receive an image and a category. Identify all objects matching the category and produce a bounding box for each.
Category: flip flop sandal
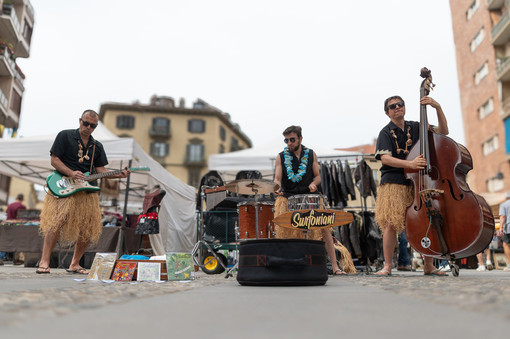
[66,267,89,275]
[36,267,50,274]
[374,269,392,276]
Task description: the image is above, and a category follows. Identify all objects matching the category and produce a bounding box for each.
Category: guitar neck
[86,169,125,182]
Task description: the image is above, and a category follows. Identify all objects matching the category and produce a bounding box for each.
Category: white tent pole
[116,159,132,257]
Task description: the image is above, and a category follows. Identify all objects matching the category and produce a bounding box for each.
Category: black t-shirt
[279,146,315,198]
[50,129,108,175]
[375,120,420,185]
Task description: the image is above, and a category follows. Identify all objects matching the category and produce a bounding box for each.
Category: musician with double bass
[374,95,448,276]
[36,110,130,274]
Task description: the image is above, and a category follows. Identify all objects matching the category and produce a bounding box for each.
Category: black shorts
[504,233,510,244]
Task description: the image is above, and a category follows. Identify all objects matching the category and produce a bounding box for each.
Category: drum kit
[225,178,279,240]
[193,178,353,278]
[225,178,332,240]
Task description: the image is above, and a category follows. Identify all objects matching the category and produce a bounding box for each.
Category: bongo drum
[237,201,275,240]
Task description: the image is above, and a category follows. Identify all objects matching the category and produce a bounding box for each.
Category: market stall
[0,122,197,253]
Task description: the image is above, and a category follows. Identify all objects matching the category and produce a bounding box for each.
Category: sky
[15,0,464,150]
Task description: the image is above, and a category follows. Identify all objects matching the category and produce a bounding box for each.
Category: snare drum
[287,194,328,211]
[237,201,275,240]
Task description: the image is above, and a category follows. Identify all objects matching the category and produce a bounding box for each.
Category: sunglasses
[388,102,405,110]
[81,120,97,129]
[284,137,297,144]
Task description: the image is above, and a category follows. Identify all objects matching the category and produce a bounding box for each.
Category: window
[150,142,169,157]
[482,134,499,156]
[219,125,226,141]
[151,117,170,135]
[188,119,206,133]
[474,62,489,85]
[22,20,33,43]
[470,27,485,52]
[487,176,504,193]
[9,90,21,116]
[230,137,240,152]
[466,0,479,20]
[186,143,204,162]
[188,168,201,187]
[219,144,225,153]
[0,174,10,191]
[478,98,494,120]
[116,115,135,129]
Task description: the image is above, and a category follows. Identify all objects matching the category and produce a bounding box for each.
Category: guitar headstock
[420,67,435,96]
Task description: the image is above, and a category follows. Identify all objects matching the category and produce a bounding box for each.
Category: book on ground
[136,261,162,281]
[166,252,194,281]
[111,261,137,281]
[87,252,117,280]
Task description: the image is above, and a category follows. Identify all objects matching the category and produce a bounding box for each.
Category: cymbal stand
[226,185,260,278]
[225,219,239,278]
[253,187,260,239]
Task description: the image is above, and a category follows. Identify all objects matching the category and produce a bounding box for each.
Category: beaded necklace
[390,126,412,155]
[78,142,90,163]
[283,146,309,182]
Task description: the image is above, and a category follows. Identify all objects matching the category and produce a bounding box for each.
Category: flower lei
[283,146,309,182]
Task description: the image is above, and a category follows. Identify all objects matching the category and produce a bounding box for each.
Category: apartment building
[0,0,34,204]
[450,0,510,208]
[99,96,252,188]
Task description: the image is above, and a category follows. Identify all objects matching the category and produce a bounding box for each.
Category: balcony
[491,11,510,45]
[0,3,32,58]
[496,56,510,81]
[0,88,8,113]
[149,126,171,138]
[184,155,206,166]
[487,0,506,10]
[0,44,15,76]
[13,64,25,91]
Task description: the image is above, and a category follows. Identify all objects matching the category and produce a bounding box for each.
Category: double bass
[404,67,495,276]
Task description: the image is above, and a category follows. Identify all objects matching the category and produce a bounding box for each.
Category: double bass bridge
[419,188,444,199]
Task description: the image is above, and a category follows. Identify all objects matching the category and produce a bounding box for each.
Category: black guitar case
[236,239,328,286]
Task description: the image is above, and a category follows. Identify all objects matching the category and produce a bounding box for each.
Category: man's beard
[291,141,301,153]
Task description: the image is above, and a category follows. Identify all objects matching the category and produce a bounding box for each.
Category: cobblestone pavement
[1,264,510,329]
[345,270,510,321]
[0,265,229,328]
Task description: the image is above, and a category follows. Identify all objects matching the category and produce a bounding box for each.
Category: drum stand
[191,186,229,275]
[226,187,263,278]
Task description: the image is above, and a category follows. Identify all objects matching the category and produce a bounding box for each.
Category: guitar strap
[89,142,96,174]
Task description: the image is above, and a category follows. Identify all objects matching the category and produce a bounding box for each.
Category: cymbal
[225,179,279,195]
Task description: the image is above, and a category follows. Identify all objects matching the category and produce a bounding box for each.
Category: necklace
[78,142,90,163]
[390,126,412,155]
[283,146,309,182]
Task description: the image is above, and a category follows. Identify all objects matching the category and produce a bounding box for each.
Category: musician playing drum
[274,125,346,275]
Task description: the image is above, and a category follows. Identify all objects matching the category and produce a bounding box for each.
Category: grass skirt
[39,191,103,245]
[375,183,413,234]
[274,196,321,240]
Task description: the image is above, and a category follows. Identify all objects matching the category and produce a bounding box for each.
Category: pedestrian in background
[497,191,510,271]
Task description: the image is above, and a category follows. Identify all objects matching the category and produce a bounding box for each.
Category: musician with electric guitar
[36,110,132,275]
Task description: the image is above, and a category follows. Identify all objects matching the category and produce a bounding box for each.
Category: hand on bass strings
[408,154,427,170]
[420,96,441,110]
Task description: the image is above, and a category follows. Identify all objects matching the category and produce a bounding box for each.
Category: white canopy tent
[209,137,364,181]
[0,122,197,252]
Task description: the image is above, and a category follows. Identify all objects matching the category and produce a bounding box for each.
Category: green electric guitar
[46,167,150,198]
